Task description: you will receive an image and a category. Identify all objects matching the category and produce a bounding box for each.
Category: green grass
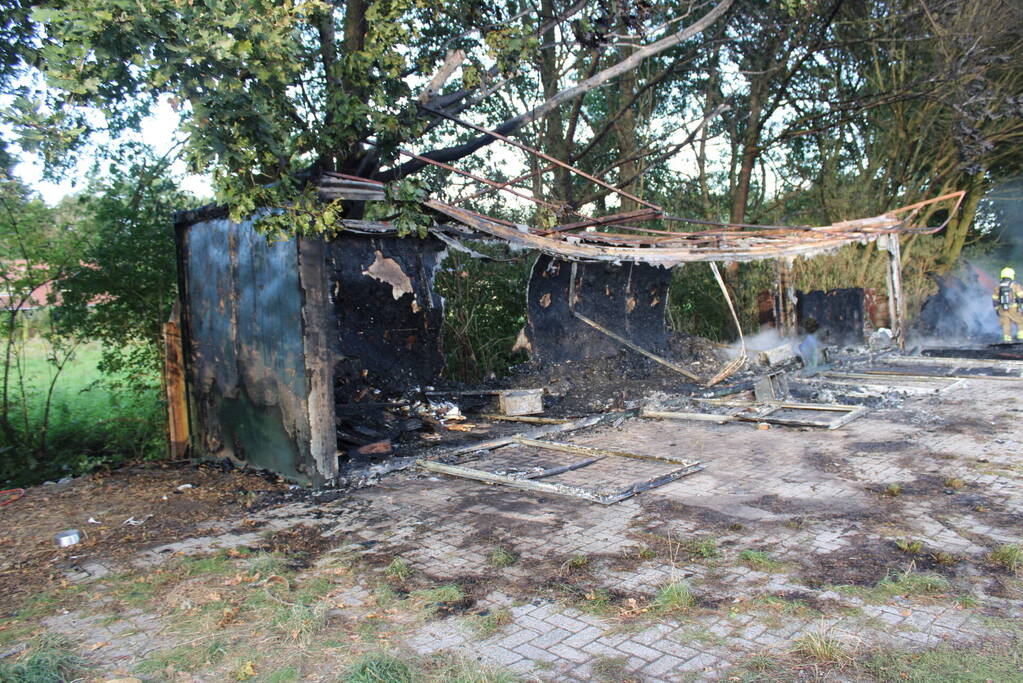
[683,536,719,559]
[469,608,513,638]
[1,340,165,487]
[874,571,950,598]
[792,623,851,664]
[652,581,696,613]
[895,539,924,555]
[0,633,88,683]
[739,550,782,571]
[386,557,413,581]
[990,544,1022,573]
[137,637,232,675]
[863,640,1023,682]
[344,653,413,683]
[487,547,517,568]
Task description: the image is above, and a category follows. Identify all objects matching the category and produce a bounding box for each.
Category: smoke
[911,177,1023,345]
[724,326,789,359]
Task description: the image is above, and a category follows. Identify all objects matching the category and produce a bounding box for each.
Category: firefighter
[992,267,1023,342]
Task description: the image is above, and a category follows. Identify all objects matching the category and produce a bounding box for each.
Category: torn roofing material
[315,173,964,267]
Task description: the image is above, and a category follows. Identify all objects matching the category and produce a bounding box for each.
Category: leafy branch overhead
[24,0,734,229]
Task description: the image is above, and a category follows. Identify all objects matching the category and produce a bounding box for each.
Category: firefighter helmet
[1001,267,1016,280]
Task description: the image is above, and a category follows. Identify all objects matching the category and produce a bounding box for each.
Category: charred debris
[170,120,972,498]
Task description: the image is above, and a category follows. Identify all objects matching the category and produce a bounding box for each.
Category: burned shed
[171,165,963,485]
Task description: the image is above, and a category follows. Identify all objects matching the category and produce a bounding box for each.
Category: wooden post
[880,235,906,349]
[774,258,797,337]
[163,310,189,459]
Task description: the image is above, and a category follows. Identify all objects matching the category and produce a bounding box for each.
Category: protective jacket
[992,279,1023,311]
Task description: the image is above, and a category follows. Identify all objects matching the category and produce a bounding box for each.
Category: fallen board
[819,371,965,394]
[878,355,1023,374]
[673,399,870,430]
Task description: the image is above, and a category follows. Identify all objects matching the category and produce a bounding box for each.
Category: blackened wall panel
[526,255,672,364]
[327,235,446,404]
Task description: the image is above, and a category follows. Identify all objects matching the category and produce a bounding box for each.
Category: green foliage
[55,144,196,388]
[385,557,413,581]
[0,341,165,487]
[434,246,532,383]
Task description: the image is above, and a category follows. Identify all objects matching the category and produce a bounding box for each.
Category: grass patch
[385,557,413,581]
[636,546,656,560]
[263,666,301,683]
[874,571,950,599]
[944,476,966,490]
[883,483,902,497]
[792,623,852,664]
[591,654,631,682]
[895,539,924,555]
[470,608,513,638]
[682,536,719,559]
[487,548,517,568]
[137,637,232,675]
[739,550,782,571]
[652,581,696,613]
[863,639,1023,682]
[563,554,589,571]
[989,544,1022,573]
[344,653,413,683]
[576,588,614,616]
[0,633,88,683]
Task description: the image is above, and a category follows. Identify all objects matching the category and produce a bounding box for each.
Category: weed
[344,653,413,683]
[989,544,1022,573]
[636,546,657,560]
[591,654,631,682]
[268,600,328,644]
[653,581,696,613]
[471,608,513,638]
[955,594,979,609]
[0,633,87,683]
[564,554,589,570]
[739,550,781,571]
[410,584,464,615]
[425,651,521,682]
[578,588,614,615]
[792,622,851,663]
[883,483,902,497]
[247,552,289,577]
[931,551,959,566]
[683,536,719,559]
[386,557,413,581]
[944,476,966,490]
[487,547,517,568]
[180,552,236,576]
[895,539,924,555]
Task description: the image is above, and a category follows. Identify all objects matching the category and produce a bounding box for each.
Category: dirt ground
[1,352,1022,682]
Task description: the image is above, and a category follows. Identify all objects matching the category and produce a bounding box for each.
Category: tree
[30,0,733,232]
[54,145,196,388]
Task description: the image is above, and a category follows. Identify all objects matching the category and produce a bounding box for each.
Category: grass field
[1,339,166,487]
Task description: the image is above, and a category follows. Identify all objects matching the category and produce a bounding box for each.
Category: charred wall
[796,288,865,345]
[526,255,672,364]
[327,235,447,406]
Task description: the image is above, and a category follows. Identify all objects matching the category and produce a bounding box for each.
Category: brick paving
[38,371,1023,681]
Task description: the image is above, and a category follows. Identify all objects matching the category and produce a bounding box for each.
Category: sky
[13,97,213,205]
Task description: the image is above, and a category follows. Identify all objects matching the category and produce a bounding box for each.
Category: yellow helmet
[1001,267,1016,280]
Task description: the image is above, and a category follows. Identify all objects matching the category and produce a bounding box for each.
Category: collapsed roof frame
[318,114,965,353]
[320,108,965,267]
